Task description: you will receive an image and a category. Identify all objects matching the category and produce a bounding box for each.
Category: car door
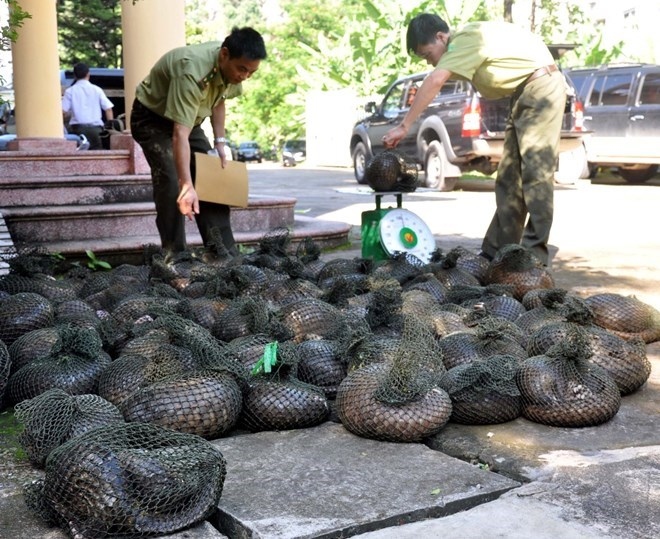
[582,71,635,159]
[365,78,420,162]
[630,70,660,137]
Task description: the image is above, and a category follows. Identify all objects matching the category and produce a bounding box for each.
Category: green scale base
[360,192,403,261]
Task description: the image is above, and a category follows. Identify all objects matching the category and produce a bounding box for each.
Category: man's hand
[382,124,408,148]
[176,183,199,220]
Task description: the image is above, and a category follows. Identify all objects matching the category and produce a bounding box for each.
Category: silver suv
[566,64,660,183]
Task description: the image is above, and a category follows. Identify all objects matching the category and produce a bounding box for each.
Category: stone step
[0,149,134,178]
[29,215,352,266]
[0,174,154,206]
[2,196,297,244]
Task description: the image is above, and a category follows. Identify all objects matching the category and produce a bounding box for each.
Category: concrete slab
[210,422,520,539]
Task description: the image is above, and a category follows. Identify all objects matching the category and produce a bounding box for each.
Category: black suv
[237,141,263,163]
[349,71,586,191]
[565,64,660,183]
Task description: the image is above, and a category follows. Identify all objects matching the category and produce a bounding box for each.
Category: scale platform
[359,191,435,263]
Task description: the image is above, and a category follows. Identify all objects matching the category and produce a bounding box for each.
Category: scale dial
[378,209,435,263]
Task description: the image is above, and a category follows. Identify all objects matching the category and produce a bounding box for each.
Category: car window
[382,81,406,116]
[591,73,633,106]
[638,73,660,105]
[567,72,593,103]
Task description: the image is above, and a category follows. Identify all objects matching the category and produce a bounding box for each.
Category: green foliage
[1,0,31,48]
[84,249,112,270]
[57,0,122,68]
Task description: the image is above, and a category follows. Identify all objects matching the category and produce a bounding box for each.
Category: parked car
[60,67,125,118]
[282,139,306,166]
[236,141,263,163]
[565,63,660,183]
[349,70,587,191]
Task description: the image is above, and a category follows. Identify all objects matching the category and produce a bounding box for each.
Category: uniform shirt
[135,41,243,128]
[436,21,555,99]
[62,79,114,126]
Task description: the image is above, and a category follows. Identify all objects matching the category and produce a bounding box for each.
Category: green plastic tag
[251,341,278,375]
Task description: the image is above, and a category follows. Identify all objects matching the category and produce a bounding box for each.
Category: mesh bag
[0,273,78,302]
[24,422,226,538]
[316,257,373,284]
[211,297,271,342]
[484,244,555,300]
[277,297,353,343]
[522,287,571,310]
[175,296,230,330]
[447,246,490,284]
[120,368,243,439]
[584,293,660,343]
[0,292,54,347]
[438,318,527,371]
[336,318,452,442]
[517,327,621,427]
[439,355,522,424]
[345,334,402,372]
[296,339,347,398]
[14,388,124,467]
[372,254,423,285]
[458,290,526,322]
[227,333,276,372]
[97,344,199,407]
[7,326,60,375]
[403,273,450,304]
[239,342,330,432]
[7,324,111,405]
[54,299,103,328]
[363,150,419,192]
[0,339,9,405]
[425,250,481,289]
[261,278,323,308]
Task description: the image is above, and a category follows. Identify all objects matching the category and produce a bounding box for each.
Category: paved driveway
[247,163,660,310]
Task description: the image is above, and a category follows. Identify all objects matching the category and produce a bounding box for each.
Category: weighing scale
[360,191,436,263]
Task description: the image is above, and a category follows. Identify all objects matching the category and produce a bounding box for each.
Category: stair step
[0,149,133,177]
[36,216,352,266]
[2,196,297,243]
[0,175,154,206]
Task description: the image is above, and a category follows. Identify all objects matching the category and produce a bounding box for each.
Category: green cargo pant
[130,99,235,254]
[481,70,565,265]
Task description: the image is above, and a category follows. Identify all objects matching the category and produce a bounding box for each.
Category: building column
[9,0,75,150]
[120,0,186,127]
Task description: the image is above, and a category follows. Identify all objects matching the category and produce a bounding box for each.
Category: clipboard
[194,152,249,208]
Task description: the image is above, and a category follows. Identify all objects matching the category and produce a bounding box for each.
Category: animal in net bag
[364,150,419,192]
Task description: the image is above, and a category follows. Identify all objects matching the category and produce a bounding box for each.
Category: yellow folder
[194,152,249,208]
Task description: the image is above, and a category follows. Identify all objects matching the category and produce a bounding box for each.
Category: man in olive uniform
[383,14,565,266]
[131,26,267,255]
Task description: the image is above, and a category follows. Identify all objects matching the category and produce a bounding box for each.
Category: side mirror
[365,101,377,114]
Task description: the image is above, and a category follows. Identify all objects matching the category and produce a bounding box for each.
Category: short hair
[73,62,89,79]
[406,14,450,55]
[222,27,267,61]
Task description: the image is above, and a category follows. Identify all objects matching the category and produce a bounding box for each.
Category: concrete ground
[1,168,658,538]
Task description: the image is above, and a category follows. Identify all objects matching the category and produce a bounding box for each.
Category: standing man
[130,26,266,255]
[383,14,565,266]
[62,62,115,150]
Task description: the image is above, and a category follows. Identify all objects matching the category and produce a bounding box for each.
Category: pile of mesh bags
[1,237,658,536]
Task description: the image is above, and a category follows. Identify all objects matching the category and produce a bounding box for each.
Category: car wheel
[424,140,457,191]
[555,143,590,184]
[352,142,369,184]
[618,165,658,184]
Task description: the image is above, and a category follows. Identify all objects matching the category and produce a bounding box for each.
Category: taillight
[462,97,482,137]
[573,100,584,131]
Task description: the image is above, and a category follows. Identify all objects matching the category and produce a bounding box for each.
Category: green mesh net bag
[7,323,111,406]
[584,292,660,343]
[24,422,226,538]
[402,273,450,304]
[485,244,555,300]
[0,339,9,406]
[211,296,272,342]
[277,297,355,343]
[120,368,243,439]
[239,341,330,432]
[439,355,522,424]
[425,249,481,289]
[14,388,124,467]
[438,317,527,370]
[296,339,347,398]
[451,284,526,322]
[336,318,452,442]
[0,292,54,347]
[363,150,419,192]
[7,326,60,375]
[446,246,490,284]
[516,326,621,427]
[0,273,78,303]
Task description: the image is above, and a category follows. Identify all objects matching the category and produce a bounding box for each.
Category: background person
[62,62,114,150]
[130,26,266,256]
[383,14,566,266]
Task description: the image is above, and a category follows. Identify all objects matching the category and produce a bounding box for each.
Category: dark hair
[406,14,449,55]
[222,26,267,61]
[73,62,89,80]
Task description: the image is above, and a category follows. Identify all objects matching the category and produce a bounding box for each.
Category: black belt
[518,64,559,91]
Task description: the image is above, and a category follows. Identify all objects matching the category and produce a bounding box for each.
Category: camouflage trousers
[481,70,565,265]
[130,99,235,254]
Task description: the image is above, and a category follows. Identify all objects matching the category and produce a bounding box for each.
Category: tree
[57,0,122,68]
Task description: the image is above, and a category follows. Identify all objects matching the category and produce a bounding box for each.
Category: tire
[555,143,590,184]
[424,140,458,191]
[618,165,658,184]
[352,142,369,185]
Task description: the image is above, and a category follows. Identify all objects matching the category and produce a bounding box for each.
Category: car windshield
[285,140,305,150]
[240,142,258,149]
